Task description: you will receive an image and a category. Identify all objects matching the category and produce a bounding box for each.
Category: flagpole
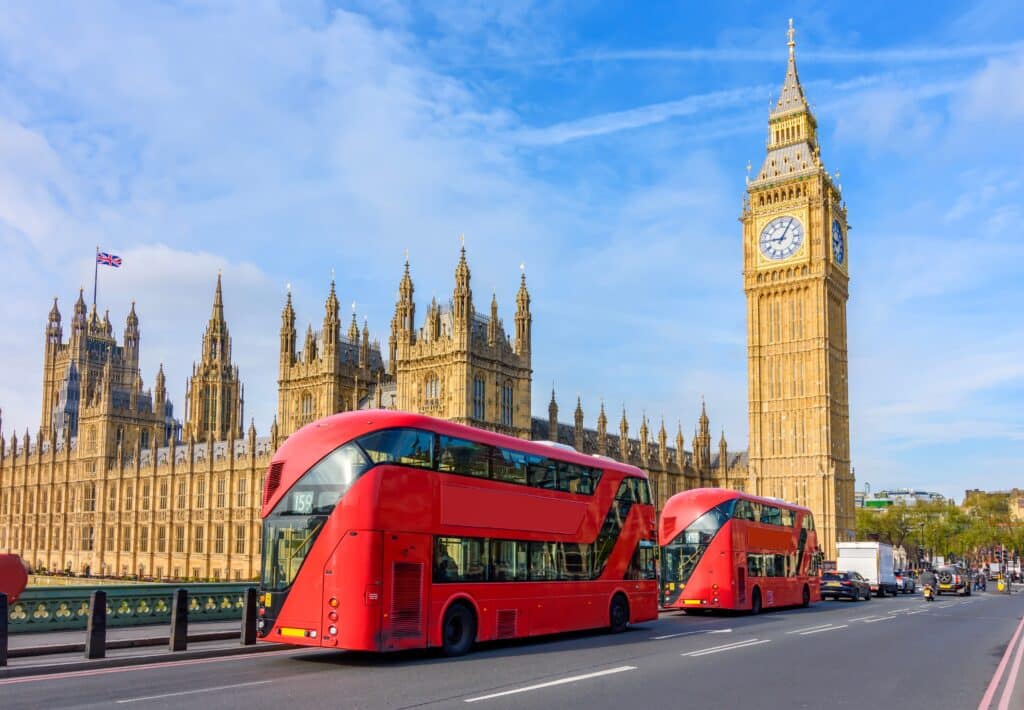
[93,245,99,308]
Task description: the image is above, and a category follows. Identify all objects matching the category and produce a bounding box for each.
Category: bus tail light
[328,611,338,622]
[329,597,339,608]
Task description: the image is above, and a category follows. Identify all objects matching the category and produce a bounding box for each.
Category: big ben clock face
[759,216,804,260]
[832,219,845,265]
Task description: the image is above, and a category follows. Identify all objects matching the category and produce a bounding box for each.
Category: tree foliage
[855,494,1021,564]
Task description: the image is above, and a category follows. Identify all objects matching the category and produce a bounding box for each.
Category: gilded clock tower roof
[750,19,823,188]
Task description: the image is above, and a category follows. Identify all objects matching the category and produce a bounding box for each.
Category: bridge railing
[5,583,251,633]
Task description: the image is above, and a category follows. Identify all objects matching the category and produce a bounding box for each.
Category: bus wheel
[609,593,630,633]
[441,602,476,657]
[750,588,762,615]
[801,585,810,608]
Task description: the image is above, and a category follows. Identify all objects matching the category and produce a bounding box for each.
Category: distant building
[964,489,1024,521]
[857,488,945,509]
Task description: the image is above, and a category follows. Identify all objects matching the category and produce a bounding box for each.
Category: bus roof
[274,409,648,479]
[661,487,812,518]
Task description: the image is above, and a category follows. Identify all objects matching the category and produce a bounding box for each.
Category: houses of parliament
[0,22,854,581]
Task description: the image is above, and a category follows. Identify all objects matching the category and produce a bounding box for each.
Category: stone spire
[488,292,499,345]
[574,397,585,450]
[514,266,531,356]
[47,297,62,347]
[72,288,87,334]
[124,300,140,364]
[619,408,629,460]
[348,306,359,344]
[186,274,243,441]
[360,318,370,369]
[280,288,296,369]
[453,241,473,333]
[396,255,416,344]
[639,414,650,462]
[772,19,808,117]
[658,418,668,466]
[676,424,685,468]
[548,388,558,440]
[597,402,608,455]
[719,430,729,472]
[323,276,339,354]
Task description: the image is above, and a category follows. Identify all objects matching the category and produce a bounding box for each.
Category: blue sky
[0,1,1022,502]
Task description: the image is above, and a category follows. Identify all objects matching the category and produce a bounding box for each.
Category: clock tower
[742,20,854,559]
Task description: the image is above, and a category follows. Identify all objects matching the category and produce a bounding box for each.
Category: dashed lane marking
[786,624,835,635]
[799,624,848,636]
[682,639,771,657]
[116,680,273,704]
[464,666,637,703]
[650,629,732,640]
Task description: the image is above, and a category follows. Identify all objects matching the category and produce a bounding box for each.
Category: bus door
[382,532,431,651]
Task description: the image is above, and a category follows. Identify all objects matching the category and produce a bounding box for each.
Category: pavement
[1,590,1023,709]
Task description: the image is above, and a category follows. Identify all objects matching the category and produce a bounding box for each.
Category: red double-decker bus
[257,411,658,655]
[659,488,821,613]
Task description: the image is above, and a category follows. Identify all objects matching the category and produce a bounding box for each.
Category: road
[3,591,1023,710]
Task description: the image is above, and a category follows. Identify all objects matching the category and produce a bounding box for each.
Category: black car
[821,571,873,601]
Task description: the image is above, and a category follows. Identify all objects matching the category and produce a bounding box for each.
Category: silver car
[895,570,916,594]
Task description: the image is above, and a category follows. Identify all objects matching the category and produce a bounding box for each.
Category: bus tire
[801,585,810,608]
[609,593,630,633]
[441,602,476,657]
[750,587,762,615]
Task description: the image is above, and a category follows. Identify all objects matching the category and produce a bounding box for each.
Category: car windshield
[822,572,845,581]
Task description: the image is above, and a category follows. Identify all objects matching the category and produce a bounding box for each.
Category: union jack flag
[96,251,122,267]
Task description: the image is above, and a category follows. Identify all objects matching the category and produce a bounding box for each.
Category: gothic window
[84,483,96,512]
[473,377,486,420]
[214,524,225,554]
[38,528,47,548]
[105,525,115,552]
[122,526,132,553]
[194,525,204,553]
[203,386,216,435]
[301,392,313,418]
[142,482,151,510]
[196,479,206,509]
[501,382,514,427]
[236,477,247,507]
[216,476,226,508]
[140,527,150,552]
[107,484,117,511]
[425,374,440,406]
[124,484,133,511]
[235,524,246,554]
[27,491,35,514]
[175,525,185,553]
[141,429,150,449]
[41,490,48,513]
[177,481,187,509]
[88,426,96,452]
[159,481,168,510]
[116,427,124,449]
[82,525,94,551]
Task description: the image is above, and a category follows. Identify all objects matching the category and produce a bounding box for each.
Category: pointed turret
[676,424,685,468]
[639,414,650,462]
[719,430,729,472]
[46,297,62,347]
[515,267,531,356]
[304,324,317,363]
[124,301,140,364]
[102,308,112,336]
[348,308,359,344]
[280,289,296,369]
[619,408,629,460]
[574,397,584,450]
[360,318,370,369]
[597,402,608,455]
[658,418,668,465]
[395,256,416,344]
[488,292,499,346]
[452,242,473,335]
[154,363,167,411]
[548,388,558,440]
[323,277,339,354]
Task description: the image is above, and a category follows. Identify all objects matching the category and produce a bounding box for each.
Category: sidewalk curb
[9,631,240,658]
[0,642,285,679]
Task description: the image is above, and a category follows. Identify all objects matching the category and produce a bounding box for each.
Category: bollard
[0,592,8,667]
[85,590,107,659]
[169,588,188,652]
[240,587,258,646]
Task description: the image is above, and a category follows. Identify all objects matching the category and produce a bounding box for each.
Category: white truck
[836,542,898,597]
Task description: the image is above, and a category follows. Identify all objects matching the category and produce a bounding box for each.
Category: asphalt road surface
[3,591,1022,710]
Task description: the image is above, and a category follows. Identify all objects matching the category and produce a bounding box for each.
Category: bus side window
[437,436,489,478]
[492,448,528,485]
[527,457,558,490]
[734,500,755,521]
[357,429,434,468]
[528,542,558,580]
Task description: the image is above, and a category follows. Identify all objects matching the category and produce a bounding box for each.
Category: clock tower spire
[742,19,853,559]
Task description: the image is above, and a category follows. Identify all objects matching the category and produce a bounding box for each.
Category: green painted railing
[6,583,252,633]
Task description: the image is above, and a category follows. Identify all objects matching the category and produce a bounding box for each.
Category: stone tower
[276,278,386,438]
[392,247,532,438]
[184,274,244,442]
[742,20,853,558]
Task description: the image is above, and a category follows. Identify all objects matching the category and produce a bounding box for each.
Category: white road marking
[849,615,875,622]
[464,666,636,703]
[650,628,732,640]
[863,616,891,623]
[116,680,273,704]
[683,639,771,657]
[786,623,834,634]
[799,624,848,635]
